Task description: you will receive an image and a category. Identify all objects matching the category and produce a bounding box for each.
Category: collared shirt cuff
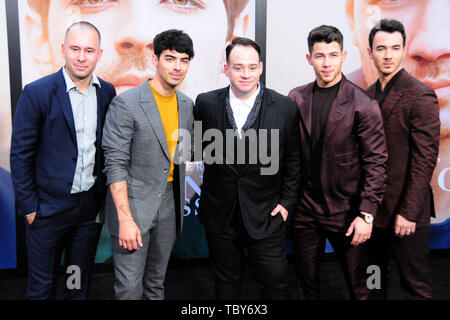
[359,199,378,216]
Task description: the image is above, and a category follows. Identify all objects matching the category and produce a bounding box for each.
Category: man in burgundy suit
[366,19,440,300]
[288,25,388,300]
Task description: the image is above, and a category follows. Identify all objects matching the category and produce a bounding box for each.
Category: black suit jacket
[289,76,388,216]
[367,70,440,228]
[194,86,301,239]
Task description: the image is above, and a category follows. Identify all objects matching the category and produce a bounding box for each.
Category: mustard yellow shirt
[149,80,179,182]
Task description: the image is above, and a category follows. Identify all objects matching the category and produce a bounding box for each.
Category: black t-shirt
[308,80,341,204]
[311,80,341,149]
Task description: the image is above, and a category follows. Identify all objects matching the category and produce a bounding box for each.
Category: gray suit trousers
[111,182,176,300]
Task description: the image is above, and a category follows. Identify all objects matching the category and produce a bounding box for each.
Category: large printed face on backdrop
[23,0,251,208]
[346,0,450,223]
[24,0,250,99]
[0,1,11,171]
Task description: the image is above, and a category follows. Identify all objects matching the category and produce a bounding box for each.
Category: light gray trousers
[111,182,176,300]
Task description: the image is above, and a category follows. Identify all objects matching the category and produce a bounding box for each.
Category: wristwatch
[358,212,374,224]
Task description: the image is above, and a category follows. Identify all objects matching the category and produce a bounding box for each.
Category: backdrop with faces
[1,0,448,270]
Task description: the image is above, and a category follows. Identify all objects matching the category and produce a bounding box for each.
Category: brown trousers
[292,203,370,300]
[368,225,432,300]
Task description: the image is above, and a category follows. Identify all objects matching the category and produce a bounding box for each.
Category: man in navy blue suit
[10,21,116,299]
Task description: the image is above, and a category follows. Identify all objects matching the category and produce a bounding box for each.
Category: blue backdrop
[0,167,16,269]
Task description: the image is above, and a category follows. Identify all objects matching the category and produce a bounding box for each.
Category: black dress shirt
[375,68,405,107]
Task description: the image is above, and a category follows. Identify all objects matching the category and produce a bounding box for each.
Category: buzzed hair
[65,21,101,47]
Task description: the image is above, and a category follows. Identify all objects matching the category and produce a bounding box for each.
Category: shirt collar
[62,66,101,93]
[376,68,404,95]
[229,83,261,109]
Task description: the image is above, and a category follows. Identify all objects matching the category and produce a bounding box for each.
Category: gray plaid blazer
[101,80,194,236]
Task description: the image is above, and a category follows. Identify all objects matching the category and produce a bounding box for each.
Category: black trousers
[292,208,370,300]
[368,225,432,300]
[205,206,289,300]
[24,188,102,300]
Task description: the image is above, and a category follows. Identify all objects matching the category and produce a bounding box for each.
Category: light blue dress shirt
[62,67,99,194]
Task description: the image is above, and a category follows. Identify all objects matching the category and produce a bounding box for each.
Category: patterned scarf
[224,84,265,135]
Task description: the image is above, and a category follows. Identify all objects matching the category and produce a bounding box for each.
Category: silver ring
[406,229,411,233]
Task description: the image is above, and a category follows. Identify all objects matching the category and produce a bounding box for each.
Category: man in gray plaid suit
[102,30,194,300]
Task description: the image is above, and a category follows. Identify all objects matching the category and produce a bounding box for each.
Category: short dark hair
[369,19,406,49]
[153,29,194,60]
[307,25,344,53]
[225,37,261,63]
[65,21,101,46]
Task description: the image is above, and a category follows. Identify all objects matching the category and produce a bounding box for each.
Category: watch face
[365,214,374,223]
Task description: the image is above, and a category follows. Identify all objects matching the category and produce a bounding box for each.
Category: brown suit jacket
[367,69,440,228]
[289,76,387,216]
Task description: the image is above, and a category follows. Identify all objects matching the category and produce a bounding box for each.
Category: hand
[394,214,416,238]
[119,220,143,251]
[345,216,372,246]
[26,213,36,225]
[270,204,288,222]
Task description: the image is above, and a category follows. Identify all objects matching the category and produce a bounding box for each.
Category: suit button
[68,182,73,186]
[164,169,168,173]
[158,192,163,198]
[72,157,77,162]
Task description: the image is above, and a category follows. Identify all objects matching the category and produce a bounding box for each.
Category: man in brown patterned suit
[366,19,440,300]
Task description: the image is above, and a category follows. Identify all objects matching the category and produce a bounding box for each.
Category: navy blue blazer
[10,68,116,217]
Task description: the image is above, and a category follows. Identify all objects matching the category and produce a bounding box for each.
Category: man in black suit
[194,37,301,299]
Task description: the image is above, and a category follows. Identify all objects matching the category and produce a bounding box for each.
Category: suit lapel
[324,79,350,142]
[174,89,190,161]
[368,70,406,119]
[95,85,105,151]
[91,84,105,177]
[217,88,239,176]
[221,86,238,132]
[54,69,77,146]
[297,83,314,141]
[380,82,403,119]
[138,81,171,161]
[176,90,186,131]
[217,88,230,133]
[367,83,376,99]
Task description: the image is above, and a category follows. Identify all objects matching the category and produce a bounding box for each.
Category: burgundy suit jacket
[367,70,440,228]
[289,76,387,216]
